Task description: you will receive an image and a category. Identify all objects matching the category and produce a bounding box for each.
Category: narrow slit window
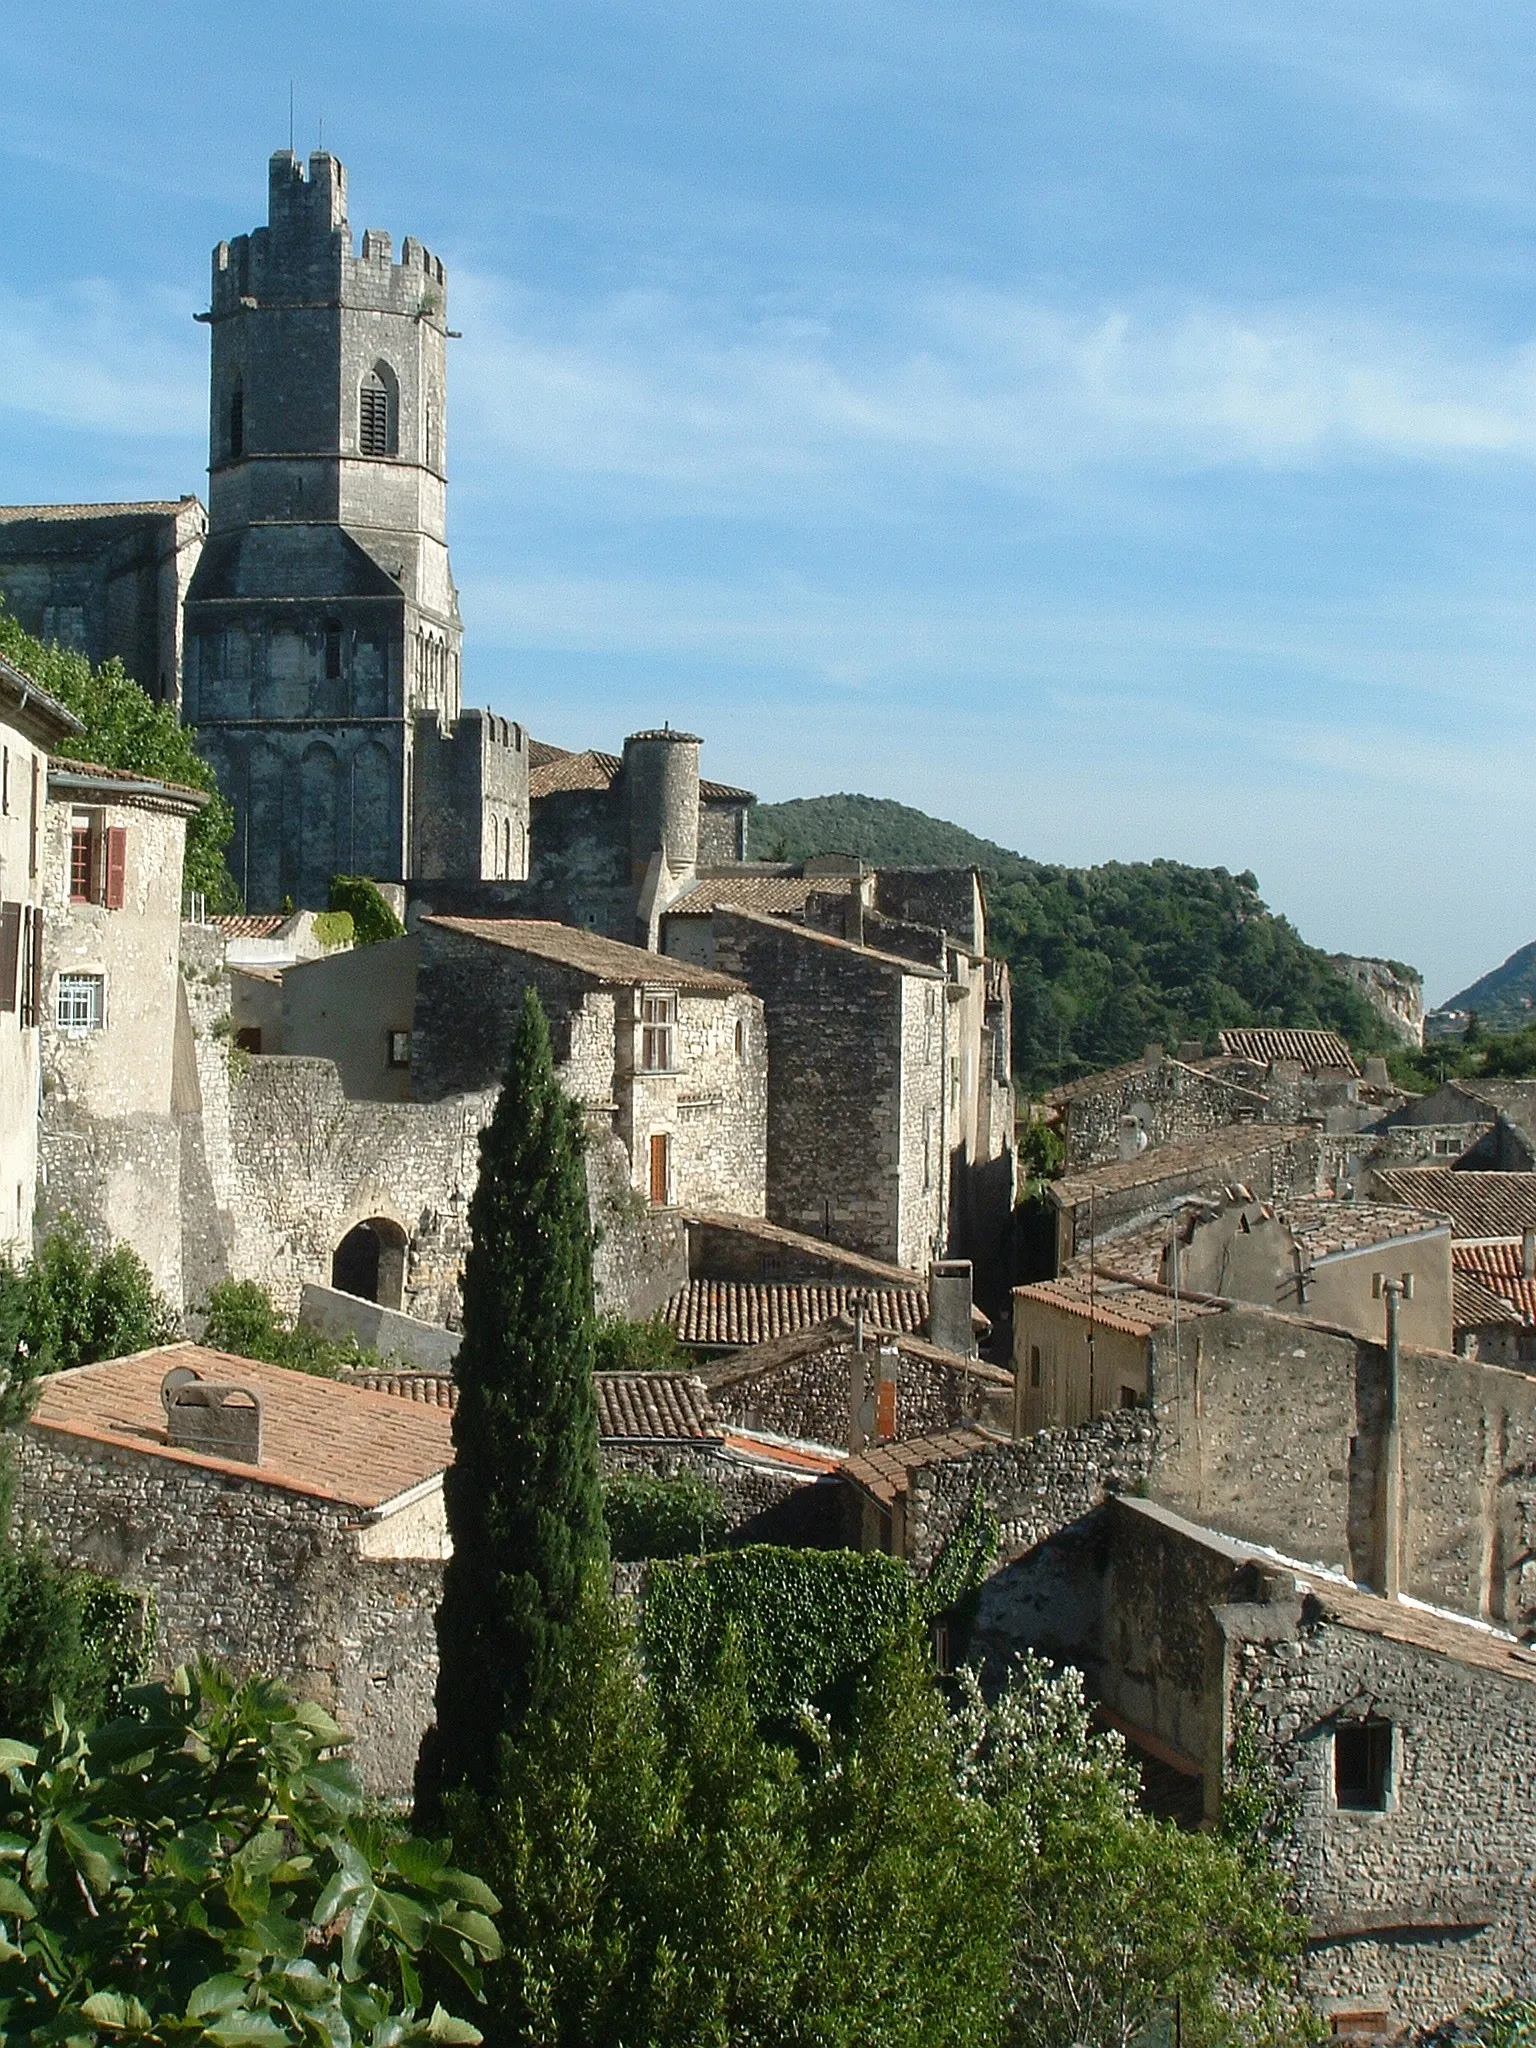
[228,382,244,459]
[324,620,343,681]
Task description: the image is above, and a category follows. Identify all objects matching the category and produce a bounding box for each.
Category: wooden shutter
[0,903,20,1013]
[104,827,127,910]
[28,757,38,878]
[20,907,42,1028]
[649,1132,670,1208]
[88,817,106,905]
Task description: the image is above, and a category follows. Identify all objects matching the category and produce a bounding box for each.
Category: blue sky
[3,1,1534,1000]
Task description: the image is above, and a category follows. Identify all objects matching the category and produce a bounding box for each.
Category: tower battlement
[211,152,446,318]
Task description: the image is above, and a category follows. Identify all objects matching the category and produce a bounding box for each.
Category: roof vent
[161,1366,264,1465]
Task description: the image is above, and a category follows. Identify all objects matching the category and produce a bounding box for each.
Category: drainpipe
[1380,1276,1404,1602]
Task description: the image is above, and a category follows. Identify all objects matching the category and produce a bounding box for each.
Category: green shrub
[311,907,355,948]
[603,1472,728,1561]
[592,1311,691,1373]
[328,873,405,945]
[644,1545,924,1728]
[18,1217,176,1374]
[200,1277,383,1378]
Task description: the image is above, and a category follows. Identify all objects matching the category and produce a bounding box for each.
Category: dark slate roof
[664,1279,929,1347]
[421,916,746,991]
[187,523,401,603]
[1215,1027,1358,1075]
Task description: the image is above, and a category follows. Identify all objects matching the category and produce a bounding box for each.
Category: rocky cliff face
[1329,954,1424,1047]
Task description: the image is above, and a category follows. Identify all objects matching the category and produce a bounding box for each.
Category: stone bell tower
[183,150,525,908]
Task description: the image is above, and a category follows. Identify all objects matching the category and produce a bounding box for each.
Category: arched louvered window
[359,363,398,456]
[228,382,244,459]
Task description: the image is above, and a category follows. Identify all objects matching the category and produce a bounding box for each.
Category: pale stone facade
[0,655,81,1259]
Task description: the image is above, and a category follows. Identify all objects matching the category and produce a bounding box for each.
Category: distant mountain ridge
[1443,942,1536,1031]
[748,793,1401,1091]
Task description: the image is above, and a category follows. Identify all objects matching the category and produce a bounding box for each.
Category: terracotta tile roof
[352,1367,722,1441]
[841,1426,998,1508]
[1370,1169,1536,1242]
[1453,1270,1524,1330]
[526,743,753,806]
[1215,1027,1358,1075]
[664,1279,929,1347]
[1284,1196,1449,1258]
[29,1344,452,1510]
[421,916,746,992]
[1451,1241,1536,1325]
[214,914,287,938]
[594,1373,717,1440]
[721,1430,843,1473]
[0,498,200,521]
[1053,1124,1315,1205]
[668,874,850,918]
[1014,1275,1221,1339]
[351,1370,457,1406]
[528,747,622,798]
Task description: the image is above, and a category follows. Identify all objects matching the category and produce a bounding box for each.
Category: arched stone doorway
[331,1217,408,1311]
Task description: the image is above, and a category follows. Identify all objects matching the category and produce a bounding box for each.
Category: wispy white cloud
[453,273,1536,514]
[0,280,205,440]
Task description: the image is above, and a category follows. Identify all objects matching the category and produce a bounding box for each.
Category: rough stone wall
[697,799,748,864]
[704,1333,1007,1449]
[711,910,918,1266]
[905,1407,1158,1574]
[1056,1128,1328,1267]
[17,1428,438,1794]
[522,787,634,939]
[412,711,528,883]
[223,1055,487,1321]
[0,501,203,704]
[872,869,983,952]
[1058,1057,1268,1171]
[1231,1591,1536,2024]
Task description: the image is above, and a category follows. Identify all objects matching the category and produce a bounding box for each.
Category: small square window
[56,973,104,1032]
[234,1026,262,1054]
[1119,1385,1139,1408]
[387,1029,412,1068]
[1334,1719,1392,1811]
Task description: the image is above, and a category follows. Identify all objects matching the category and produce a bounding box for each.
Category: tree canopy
[0,604,238,909]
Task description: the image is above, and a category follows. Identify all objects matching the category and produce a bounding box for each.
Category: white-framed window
[640,990,676,1073]
[56,973,105,1032]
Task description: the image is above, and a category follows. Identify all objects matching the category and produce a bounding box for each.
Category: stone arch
[351,739,395,879]
[331,1214,409,1311]
[298,740,340,907]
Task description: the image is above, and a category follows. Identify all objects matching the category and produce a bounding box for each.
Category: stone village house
[0,653,82,1259]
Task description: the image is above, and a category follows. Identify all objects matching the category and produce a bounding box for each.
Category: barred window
[56,973,104,1032]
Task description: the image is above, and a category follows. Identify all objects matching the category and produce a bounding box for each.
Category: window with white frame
[56,973,104,1032]
[640,990,676,1073]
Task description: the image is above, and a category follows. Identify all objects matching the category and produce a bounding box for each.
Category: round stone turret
[623,728,701,877]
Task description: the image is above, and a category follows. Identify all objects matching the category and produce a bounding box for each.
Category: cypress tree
[416,987,608,1817]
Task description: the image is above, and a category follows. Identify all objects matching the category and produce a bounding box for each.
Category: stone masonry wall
[1230,1600,1536,2026]
[704,1333,1010,1450]
[711,911,921,1266]
[17,1428,438,1794]
[1059,1057,1268,1171]
[906,1407,1158,1574]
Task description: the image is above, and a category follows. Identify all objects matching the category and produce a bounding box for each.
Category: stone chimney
[161,1366,264,1465]
[1523,1228,1535,1280]
[928,1259,976,1358]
